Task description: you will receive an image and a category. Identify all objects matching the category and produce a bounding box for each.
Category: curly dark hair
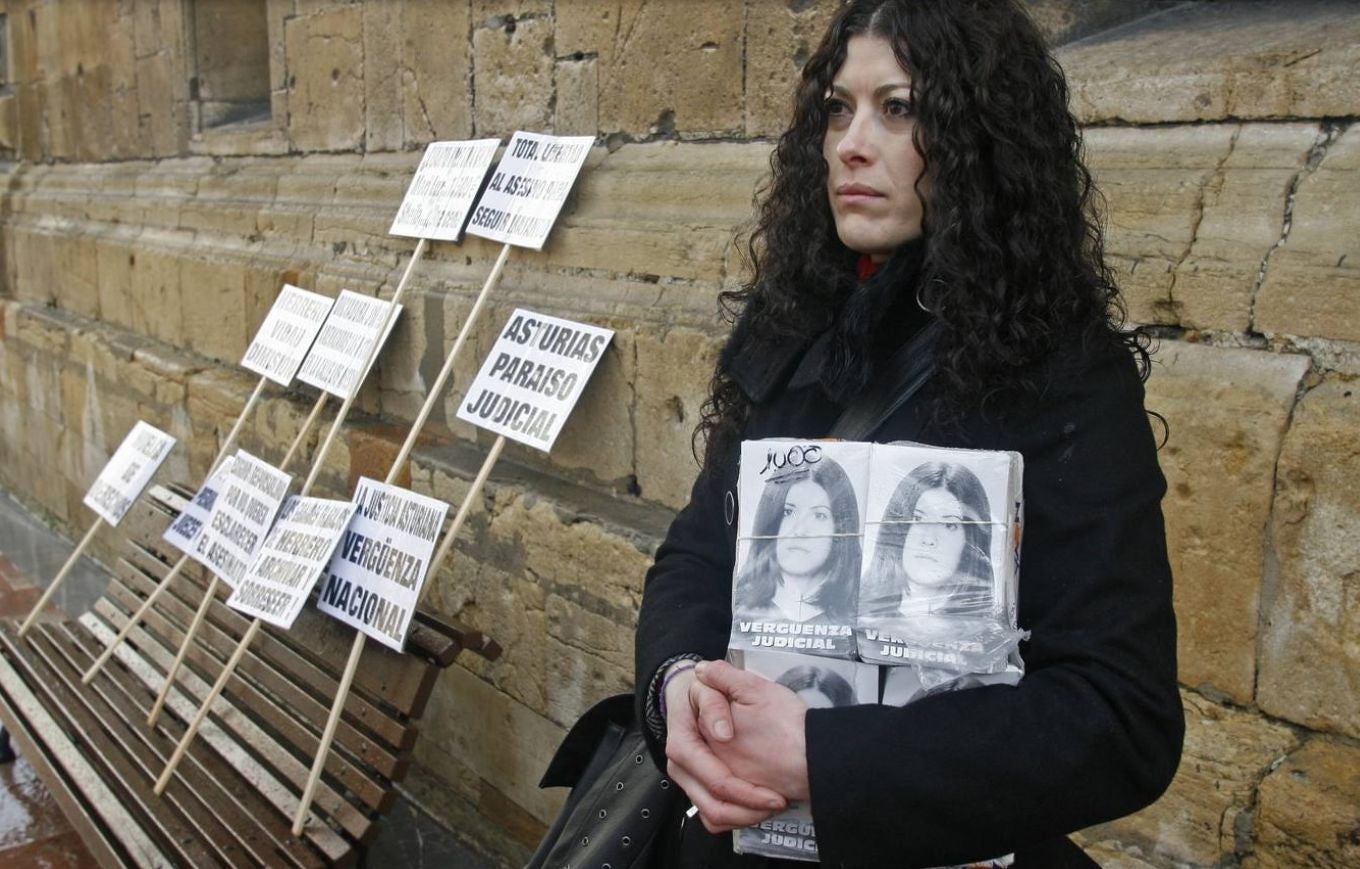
[697,0,1148,468]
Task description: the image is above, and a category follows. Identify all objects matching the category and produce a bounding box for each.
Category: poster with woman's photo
[856,443,1024,673]
[729,648,877,862]
[730,440,870,659]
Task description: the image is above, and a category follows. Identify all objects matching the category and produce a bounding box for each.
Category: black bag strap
[828,320,940,440]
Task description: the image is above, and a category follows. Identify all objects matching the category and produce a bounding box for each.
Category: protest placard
[456,309,614,452]
[240,285,334,386]
[315,478,449,652]
[465,131,594,250]
[226,496,355,629]
[389,139,501,242]
[82,421,177,527]
[162,457,235,555]
[296,290,403,400]
[192,450,292,588]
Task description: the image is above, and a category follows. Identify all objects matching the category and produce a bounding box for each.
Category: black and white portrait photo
[863,460,996,631]
[857,445,1024,671]
[730,441,869,658]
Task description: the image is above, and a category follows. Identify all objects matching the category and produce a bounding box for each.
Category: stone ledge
[1060,0,1360,124]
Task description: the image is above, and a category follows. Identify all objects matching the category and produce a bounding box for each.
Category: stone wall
[0,1,1357,866]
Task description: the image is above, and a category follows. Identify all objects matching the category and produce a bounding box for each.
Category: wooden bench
[0,484,500,867]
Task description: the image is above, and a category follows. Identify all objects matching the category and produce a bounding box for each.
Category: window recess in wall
[189,0,271,131]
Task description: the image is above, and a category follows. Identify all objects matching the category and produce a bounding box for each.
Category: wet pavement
[0,489,497,868]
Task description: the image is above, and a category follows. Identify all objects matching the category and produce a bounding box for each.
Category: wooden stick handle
[154,618,260,795]
[281,391,328,471]
[295,244,511,834]
[146,575,220,728]
[301,239,429,497]
[385,242,512,484]
[81,554,189,683]
[18,519,104,637]
[425,436,506,590]
[292,629,366,835]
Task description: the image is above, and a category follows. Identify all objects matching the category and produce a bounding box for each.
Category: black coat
[633,325,1184,868]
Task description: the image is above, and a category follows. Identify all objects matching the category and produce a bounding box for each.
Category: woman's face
[901,487,967,590]
[776,479,835,578]
[823,34,926,262]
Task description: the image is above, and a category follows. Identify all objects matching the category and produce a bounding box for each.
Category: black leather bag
[526,695,679,869]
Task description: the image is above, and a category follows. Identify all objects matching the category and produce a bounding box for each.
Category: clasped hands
[663,659,811,834]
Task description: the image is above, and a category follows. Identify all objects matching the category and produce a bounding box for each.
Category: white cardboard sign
[389,139,501,241]
[465,131,594,250]
[163,456,235,555]
[226,496,356,629]
[191,450,292,588]
[241,285,335,386]
[316,478,450,652]
[83,421,177,527]
[456,309,614,452]
[296,290,403,400]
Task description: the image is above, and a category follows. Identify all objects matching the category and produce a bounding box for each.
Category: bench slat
[50,621,332,869]
[114,553,418,756]
[0,627,225,867]
[0,634,165,868]
[30,624,276,868]
[84,602,374,852]
[105,568,405,783]
[101,572,401,809]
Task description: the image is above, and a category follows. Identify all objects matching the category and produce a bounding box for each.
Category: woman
[634,1,1182,866]
[863,461,994,629]
[733,455,861,625]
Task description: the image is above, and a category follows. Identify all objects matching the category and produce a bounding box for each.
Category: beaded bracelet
[657,661,700,720]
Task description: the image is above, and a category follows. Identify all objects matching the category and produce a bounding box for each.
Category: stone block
[744,0,838,137]
[1146,342,1308,703]
[535,141,764,282]
[185,367,262,453]
[471,14,553,137]
[544,598,633,727]
[94,234,137,332]
[56,233,99,319]
[435,293,491,445]
[634,328,719,510]
[180,255,249,365]
[361,0,403,153]
[1023,0,1167,47]
[400,0,473,145]
[473,0,550,19]
[1246,739,1360,868]
[1258,376,1360,739]
[1059,2,1360,125]
[549,328,634,487]
[593,0,742,136]
[1170,124,1316,332]
[415,664,566,827]
[553,57,597,136]
[1255,125,1360,343]
[127,241,184,346]
[1084,125,1237,327]
[134,51,186,158]
[11,227,57,305]
[1088,691,1297,867]
[285,6,364,153]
